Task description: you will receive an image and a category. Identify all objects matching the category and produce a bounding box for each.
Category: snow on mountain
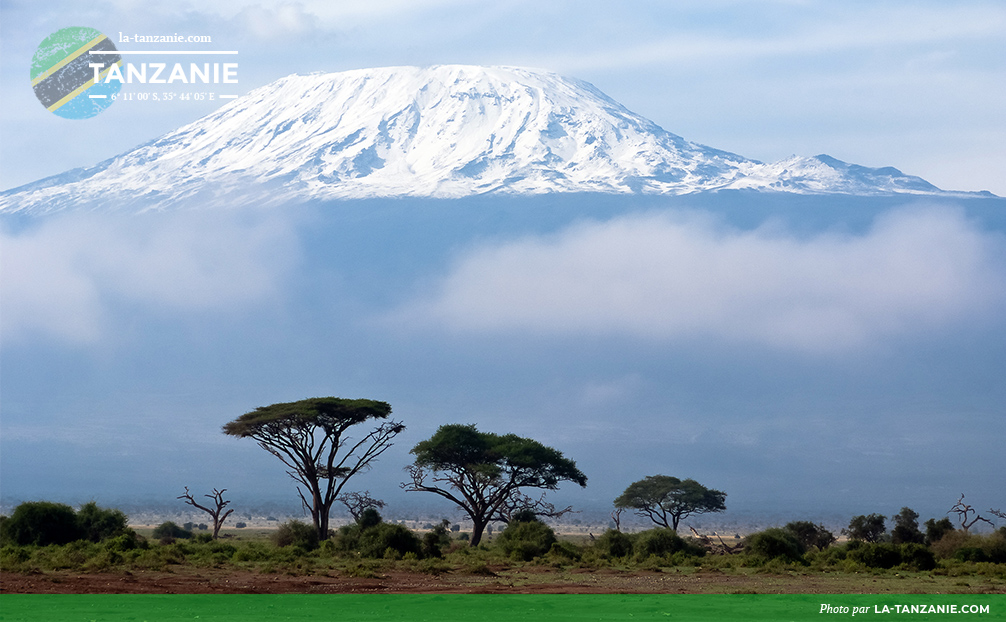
[0,65,984,214]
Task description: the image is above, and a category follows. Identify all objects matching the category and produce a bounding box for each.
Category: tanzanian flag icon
[31,27,122,119]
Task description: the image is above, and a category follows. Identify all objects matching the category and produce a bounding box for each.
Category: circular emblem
[31,27,122,119]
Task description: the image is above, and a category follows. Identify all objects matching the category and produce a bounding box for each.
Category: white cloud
[390,206,1006,352]
[0,210,299,343]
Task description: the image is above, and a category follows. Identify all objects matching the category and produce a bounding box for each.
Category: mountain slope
[0,65,983,213]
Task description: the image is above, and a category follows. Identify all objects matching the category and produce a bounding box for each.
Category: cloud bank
[1,211,299,343]
[392,206,1006,351]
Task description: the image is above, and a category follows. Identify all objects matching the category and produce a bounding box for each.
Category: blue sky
[1,1,1005,527]
[1,0,1004,194]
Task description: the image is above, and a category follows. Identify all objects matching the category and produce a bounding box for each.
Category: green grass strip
[0,594,1003,622]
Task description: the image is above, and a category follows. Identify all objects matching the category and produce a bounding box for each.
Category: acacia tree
[614,475,726,532]
[178,487,234,539]
[223,397,404,540]
[402,424,587,546]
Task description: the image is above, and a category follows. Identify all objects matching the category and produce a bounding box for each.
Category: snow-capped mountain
[0,65,981,213]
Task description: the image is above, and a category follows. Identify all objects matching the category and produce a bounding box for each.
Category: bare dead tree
[949,494,994,533]
[990,508,1006,523]
[611,507,623,532]
[178,487,234,539]
[336,490,386,523]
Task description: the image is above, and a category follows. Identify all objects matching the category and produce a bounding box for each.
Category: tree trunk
[470,517,489,546]
[319,511,329,541]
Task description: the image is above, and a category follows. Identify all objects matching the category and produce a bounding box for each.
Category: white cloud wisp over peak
[390,206,1006,352]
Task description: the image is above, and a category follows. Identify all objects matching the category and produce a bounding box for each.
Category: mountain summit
[0,65,979,213]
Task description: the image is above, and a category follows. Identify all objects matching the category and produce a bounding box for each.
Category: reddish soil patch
[6,566,997,594]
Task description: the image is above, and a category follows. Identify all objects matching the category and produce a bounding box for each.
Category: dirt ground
[3,566,1003,594]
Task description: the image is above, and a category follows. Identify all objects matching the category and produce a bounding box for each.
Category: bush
[899,543,936,571]
[496,519,556,561]
[595,529,633,558]
[2,501,82,546]
[272,520,319,551]
[104,531,146,552]
[357,523,422,559]
[422,520,453,558]
[929,531,1006,563]
[76,502,129,543]
[358,508,383,529]
[633,529,699,559]
[784,521,836,550]
[153,521,194,542]
[848,542,901,569]
[954,547,989,563]
[745,528,805,562]
[548,540,582,561]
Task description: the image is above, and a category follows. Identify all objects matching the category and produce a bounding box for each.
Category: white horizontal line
[219,95,239,99]
[89,51,238,55]
[88,94,107,99]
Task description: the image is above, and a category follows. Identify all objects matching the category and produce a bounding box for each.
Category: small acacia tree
[223,397,404,540]
[403,424,587,546]
[614,475,726,532]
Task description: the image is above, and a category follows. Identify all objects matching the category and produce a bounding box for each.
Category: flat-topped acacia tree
[614,475,726,532]
[403,424,587,546]
[223,397,404,540]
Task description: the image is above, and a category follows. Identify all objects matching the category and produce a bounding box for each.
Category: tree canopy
[843,513,886,543]
[223,397,403,540]
[614,475,726,532]
[403,424,587,546]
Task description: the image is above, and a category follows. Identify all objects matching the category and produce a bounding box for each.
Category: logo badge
[31,27,122,119]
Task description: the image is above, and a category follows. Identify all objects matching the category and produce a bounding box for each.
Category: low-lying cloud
[392,206,1006,352]
[1,210,299,343]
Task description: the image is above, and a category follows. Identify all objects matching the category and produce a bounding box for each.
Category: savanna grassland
[2,507,1005,594]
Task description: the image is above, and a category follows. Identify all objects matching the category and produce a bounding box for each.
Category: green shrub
[954,547,989,563]
[357,523,422,559]
[783,521,836,550]
[2,501,82,546]
[272,520,319,551]
[745,528,805,562]
[633,528,697,559]
[232,542,271,562]
[76,502,129,543]
[496,519,556,561]
[898,543,936,570]
[104,531,145,552]
[930,531,1006,563]
[152,522,193,542]
[595,529,633,558]
[358,508,383,529]
[422,520,453,558]
[807,545,847,567]
[548,540,582,561]
[848,542,901,569]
